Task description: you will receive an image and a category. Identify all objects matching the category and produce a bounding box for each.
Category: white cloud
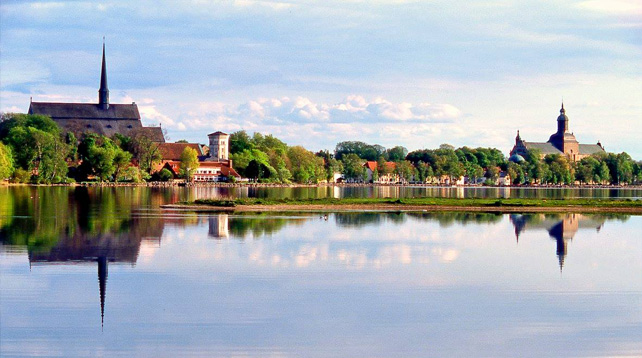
[577,0,642,15]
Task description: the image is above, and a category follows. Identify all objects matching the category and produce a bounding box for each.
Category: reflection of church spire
[98,256,108,329]
[555,236,567,272]
[509,214,527,243]
[548,220,571,273]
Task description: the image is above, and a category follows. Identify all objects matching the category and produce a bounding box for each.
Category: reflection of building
[510,213,605,271]
[28,43,165,142]
[510,104,604,162]
[208,215,229,239]
[28,218,164,328]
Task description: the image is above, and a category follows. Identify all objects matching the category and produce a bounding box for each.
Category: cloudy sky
[1,0,641,157]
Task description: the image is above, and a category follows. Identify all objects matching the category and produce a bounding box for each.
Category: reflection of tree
[509,213,626,271]
[0,186,167,328]
[334,212,406,228]
[227,213,307,239]
[406,212,503,227]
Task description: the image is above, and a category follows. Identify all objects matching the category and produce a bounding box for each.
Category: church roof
[29,102,140,120]
[578,144,605,155]
[522,142,563,155]
[137,127,165,142]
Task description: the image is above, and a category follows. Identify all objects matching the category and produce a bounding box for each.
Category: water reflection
[2,207,630,274]
[1,189,640,356]
[510,213,612,270]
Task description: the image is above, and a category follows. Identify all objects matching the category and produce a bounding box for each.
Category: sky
[1,0,641,158]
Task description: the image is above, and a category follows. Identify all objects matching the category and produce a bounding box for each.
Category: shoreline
[3,182,642,189]
[161,198,642,215]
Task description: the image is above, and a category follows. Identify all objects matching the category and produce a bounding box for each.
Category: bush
[158,168,174,182]
[118,166,146,183]
[11,168,31,183]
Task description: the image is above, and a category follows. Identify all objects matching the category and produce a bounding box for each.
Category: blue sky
[1,0,641,157]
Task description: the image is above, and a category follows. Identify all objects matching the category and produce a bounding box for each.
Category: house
[158,132,240,182]
[363,161,399,183]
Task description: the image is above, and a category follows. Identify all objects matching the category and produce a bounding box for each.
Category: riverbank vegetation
[1,114,641,185]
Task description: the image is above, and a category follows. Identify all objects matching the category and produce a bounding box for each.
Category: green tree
[385,146,408,162]
[158,168,174,181]
[179,147,200,182]
[113,149,133,181]
[287,146,324,183]
[341,153,364,181]
[0,141,14,180]
[394,160,415,183]
[544,155,574,184]
[230,130,254,154]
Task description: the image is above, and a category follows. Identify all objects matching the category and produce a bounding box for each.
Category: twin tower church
[27,43,606,163]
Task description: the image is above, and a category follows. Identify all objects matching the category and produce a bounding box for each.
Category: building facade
[510,104,604,162]
[158,132,240,182]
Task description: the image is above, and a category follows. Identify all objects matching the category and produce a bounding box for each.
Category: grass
[188,197,642,208]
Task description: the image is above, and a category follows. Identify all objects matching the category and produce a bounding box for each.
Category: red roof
[364,161,396,171]
[158,143,204,161]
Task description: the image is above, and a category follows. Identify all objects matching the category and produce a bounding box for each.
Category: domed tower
[547,103,579,160]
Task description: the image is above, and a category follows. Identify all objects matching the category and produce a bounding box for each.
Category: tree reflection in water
[0,185,632,328]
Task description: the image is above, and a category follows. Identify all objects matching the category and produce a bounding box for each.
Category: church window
[127,125,133,128]
[106,124,112,128]
[86,124,92,128]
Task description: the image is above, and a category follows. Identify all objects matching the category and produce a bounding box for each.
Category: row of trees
[506,150,642,185]
[1,114,640,185]
[0,114,168,183]
[230,131,333,183]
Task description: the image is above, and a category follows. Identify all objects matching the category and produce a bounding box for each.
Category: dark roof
[137,127,165,142]
[523,142,563,155]
[29,102,140,120]
[579,144,605,155]
[208,131,228,136]
[158,143,204,161]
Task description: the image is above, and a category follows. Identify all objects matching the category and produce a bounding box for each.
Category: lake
[1,186,640,357]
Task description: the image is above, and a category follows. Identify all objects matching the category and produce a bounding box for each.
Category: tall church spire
[98,40,110,110]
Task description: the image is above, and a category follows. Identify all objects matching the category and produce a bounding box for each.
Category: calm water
[1,187,641,357]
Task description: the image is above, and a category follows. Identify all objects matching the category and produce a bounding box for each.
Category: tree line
[0,114,167,183]
[1,113,640,185]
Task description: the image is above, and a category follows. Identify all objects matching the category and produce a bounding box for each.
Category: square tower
[208,131,229,161]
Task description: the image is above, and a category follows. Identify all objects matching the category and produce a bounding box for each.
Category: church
[28,43,165,142]
[510,104,604,162]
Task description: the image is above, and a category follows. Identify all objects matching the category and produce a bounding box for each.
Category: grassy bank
[158,197,642,214]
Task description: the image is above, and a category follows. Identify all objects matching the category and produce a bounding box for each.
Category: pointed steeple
[560,102,565,114]
[98,39,110,110]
